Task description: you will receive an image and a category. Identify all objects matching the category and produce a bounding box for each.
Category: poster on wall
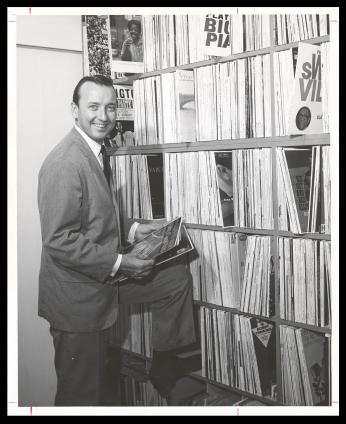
[288,42,323,135]
[109,15,144,77]
[202,14,232,56]
[108,84,135,147]
[82,15,112,78]
[82,15,144,79]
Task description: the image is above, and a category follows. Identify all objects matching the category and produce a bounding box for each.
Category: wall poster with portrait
[82,15,144,79]
[109,15,144,77]
[108,84,135,147]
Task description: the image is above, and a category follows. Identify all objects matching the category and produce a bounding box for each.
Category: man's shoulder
[39,128,85,174]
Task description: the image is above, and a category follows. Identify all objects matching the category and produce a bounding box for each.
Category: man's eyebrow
[87,102,116,105]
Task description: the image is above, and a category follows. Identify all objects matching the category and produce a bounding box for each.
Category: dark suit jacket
[38,127,129,332]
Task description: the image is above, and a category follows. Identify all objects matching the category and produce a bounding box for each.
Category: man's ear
[71,102,78,121]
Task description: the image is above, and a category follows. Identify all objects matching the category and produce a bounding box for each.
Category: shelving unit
[105,14,332,407]
[119,347,278,406]
[112,35,330,85]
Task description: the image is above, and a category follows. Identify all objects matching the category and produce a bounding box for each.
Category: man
[120,19,143,63]
[37,75,196,406]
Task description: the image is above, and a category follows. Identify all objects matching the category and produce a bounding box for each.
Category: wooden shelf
[120,348,280,406]
[108,133,330,156]
[278,318,332,334]
[119,219,330,239]
[186,223,275,235]
[188,371,280,406]
[273,35,330,52]
[194,300,332,334]
[193,300,274,322]
[187,224,331,239]
[277,231,331,240]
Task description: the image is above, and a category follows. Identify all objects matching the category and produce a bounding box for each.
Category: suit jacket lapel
[70,128,122,241]
[109,168,121,235]
[70,128,114,205]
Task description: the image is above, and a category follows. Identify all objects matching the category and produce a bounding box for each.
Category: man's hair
[215,153,232,170]
[127,19,141,32]
[72,75,115,106]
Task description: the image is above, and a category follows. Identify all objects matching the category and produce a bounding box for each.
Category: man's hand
[134,220,166,243]
[123,37,133,47]
[119,251,155,279]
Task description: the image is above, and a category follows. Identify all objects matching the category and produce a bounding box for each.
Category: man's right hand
[119,251,155,280]
[123,37,133,47]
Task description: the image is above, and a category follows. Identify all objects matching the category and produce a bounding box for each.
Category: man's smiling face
[72,81,117,143]
[129,23,140,42]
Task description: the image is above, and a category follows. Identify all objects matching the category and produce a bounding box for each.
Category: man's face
[298,114,308,129]
[217,164,233,185]
[296,107,311,131]
[72,82,117,143]
[129,24,140,42]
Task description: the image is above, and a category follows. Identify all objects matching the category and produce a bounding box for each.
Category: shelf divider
[108,133,330,156]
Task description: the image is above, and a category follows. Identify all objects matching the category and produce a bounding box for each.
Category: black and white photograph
[8,6,338,416]
[109,15,144,77]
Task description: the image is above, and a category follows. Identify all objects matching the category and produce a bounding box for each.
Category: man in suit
[37,75,196,406]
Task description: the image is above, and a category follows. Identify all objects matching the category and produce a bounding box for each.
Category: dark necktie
[100,144,111,187]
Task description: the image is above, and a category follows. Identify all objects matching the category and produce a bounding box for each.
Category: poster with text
[202,14,232,56]
[109,85,135,147]
[288,42,323,135]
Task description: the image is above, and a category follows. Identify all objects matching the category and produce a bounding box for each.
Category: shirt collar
[74,124,102,159]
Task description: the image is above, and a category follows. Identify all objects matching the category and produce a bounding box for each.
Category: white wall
[16,15,82,51]
[16,15,83,406]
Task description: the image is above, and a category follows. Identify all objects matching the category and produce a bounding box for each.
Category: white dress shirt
[74,124,139,278]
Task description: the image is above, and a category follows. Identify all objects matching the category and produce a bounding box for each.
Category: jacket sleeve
[38,159,119,283]
[121,217,138,244]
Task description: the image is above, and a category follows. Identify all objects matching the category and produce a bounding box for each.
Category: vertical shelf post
[269,13,283,405]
